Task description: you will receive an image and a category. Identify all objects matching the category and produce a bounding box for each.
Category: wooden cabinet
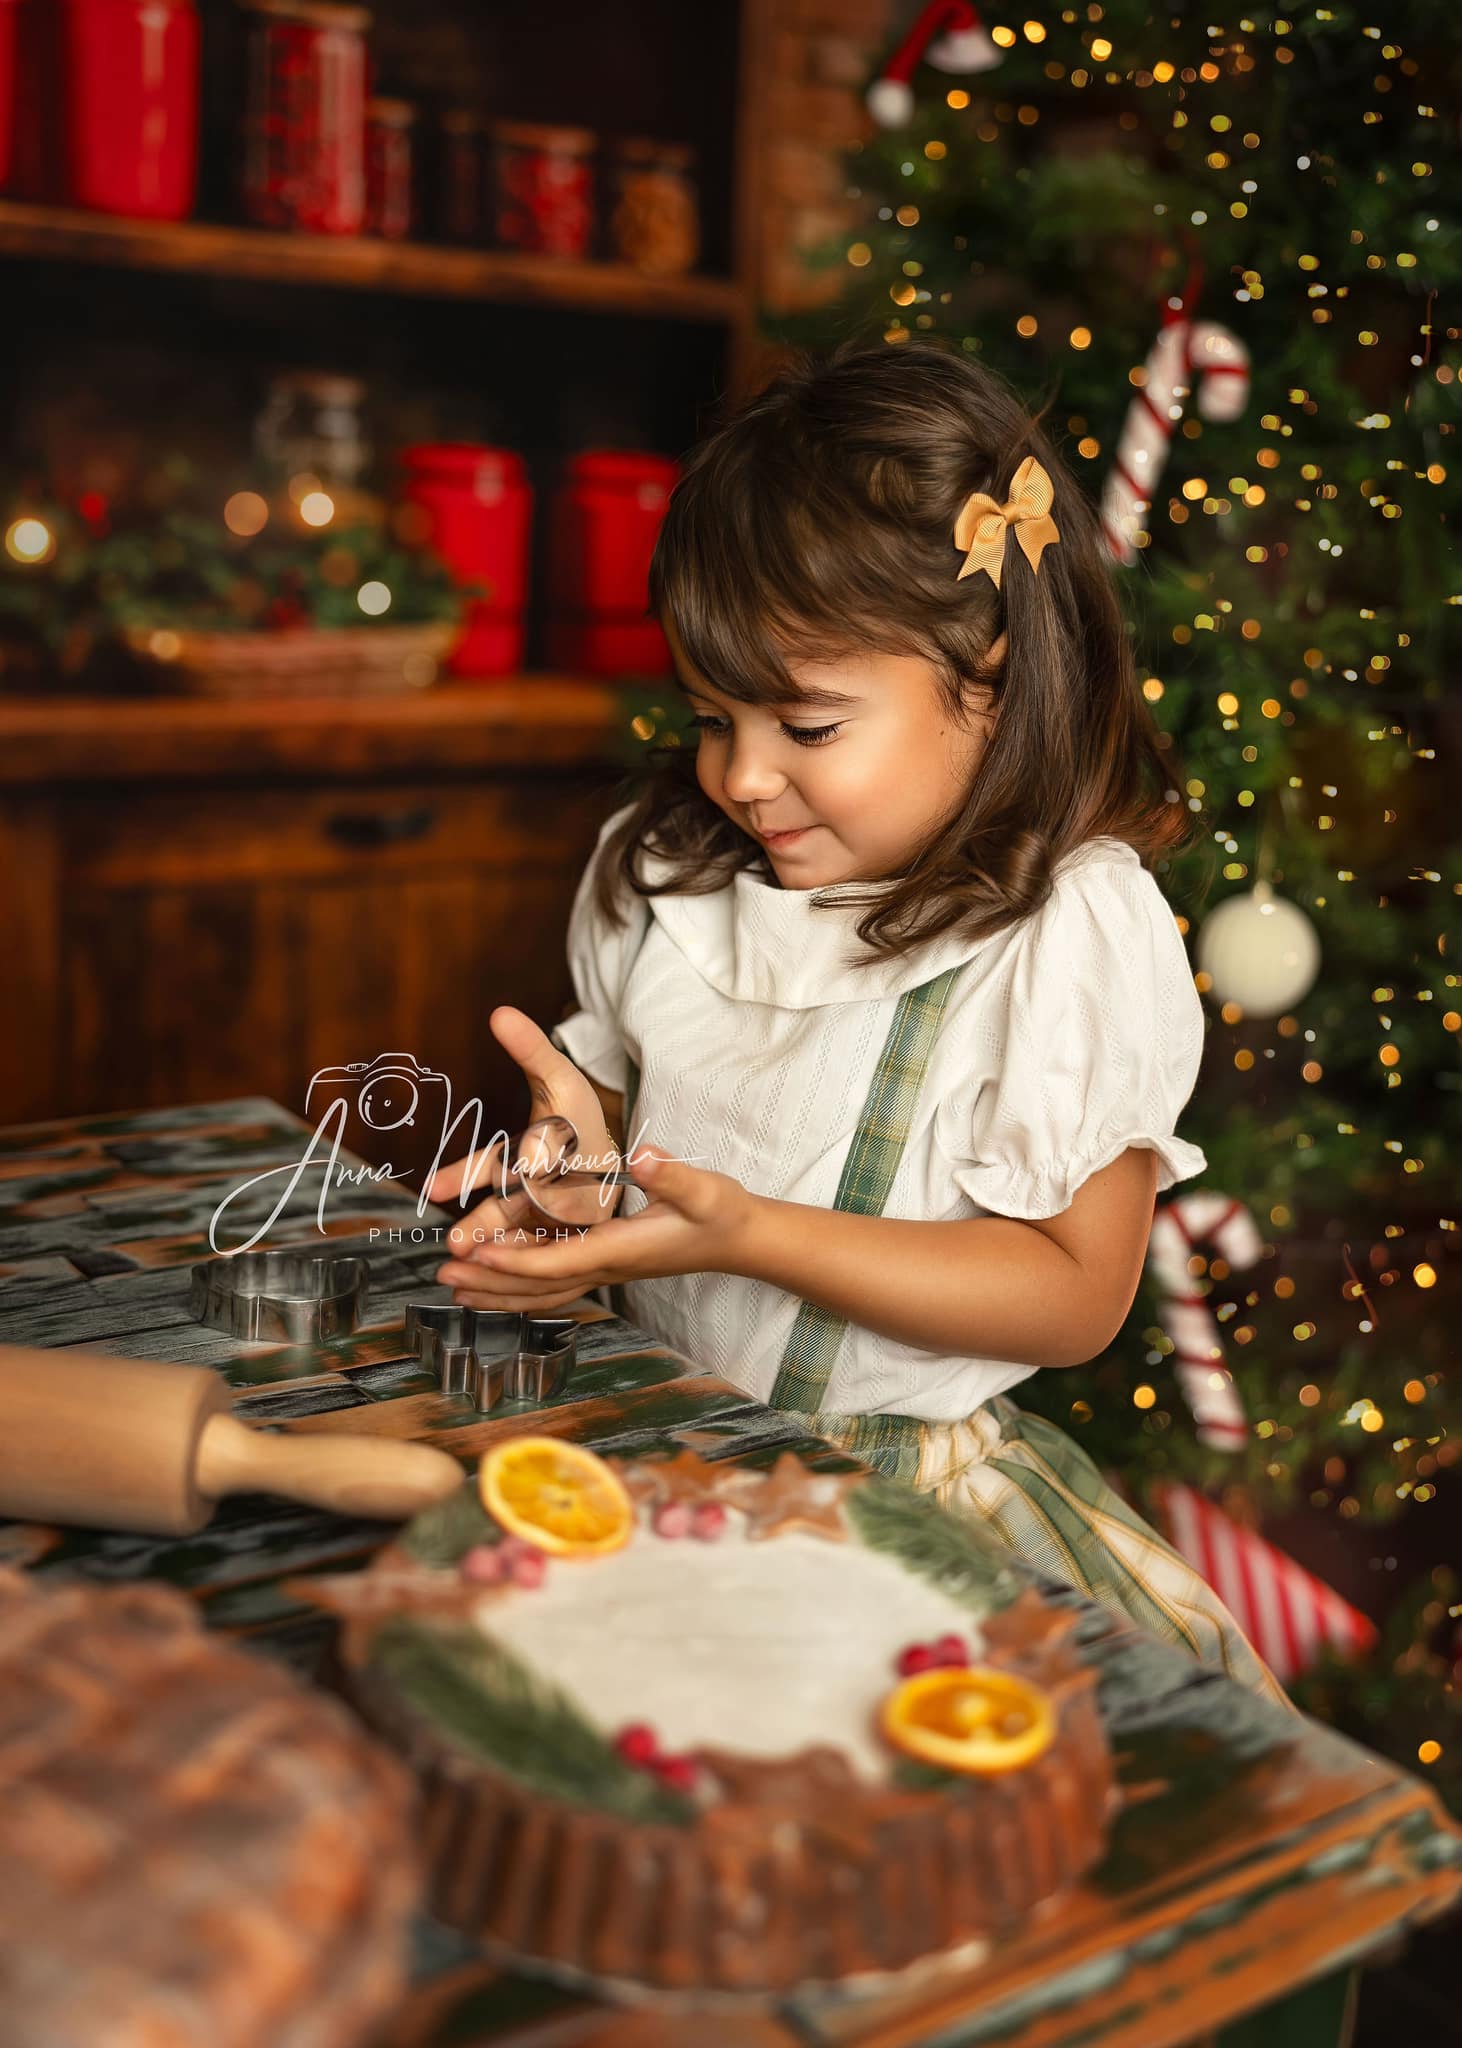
[0,0,890,1152]
[0,684,634,1175]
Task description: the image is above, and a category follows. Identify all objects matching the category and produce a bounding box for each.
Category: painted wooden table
[1,1096,1457,2048]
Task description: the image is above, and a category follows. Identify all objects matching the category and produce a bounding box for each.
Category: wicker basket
[122,622,458,697]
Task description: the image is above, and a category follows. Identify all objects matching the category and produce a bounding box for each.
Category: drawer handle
[324,804,438,850]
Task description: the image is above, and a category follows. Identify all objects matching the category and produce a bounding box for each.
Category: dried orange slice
[479,1437,634,1558]
[880,1665,1056,1775]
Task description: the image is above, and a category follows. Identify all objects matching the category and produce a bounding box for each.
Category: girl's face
[667,618,995,888]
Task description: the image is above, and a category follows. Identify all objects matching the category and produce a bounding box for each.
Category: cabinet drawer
[62,780,589,888]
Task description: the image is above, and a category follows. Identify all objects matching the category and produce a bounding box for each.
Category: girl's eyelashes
[688,713,844,748]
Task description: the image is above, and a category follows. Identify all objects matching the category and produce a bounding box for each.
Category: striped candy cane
[1100,314,1250,564]
[1155,1481,1377,1683]
[1146,1191,1258,1450]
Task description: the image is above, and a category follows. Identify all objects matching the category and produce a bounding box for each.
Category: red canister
[490,120,594,259]
[61,0,199,219]
[546,451,676,678]
[399,444,532,679]
[9,0,198,214]
[242,0,369,235]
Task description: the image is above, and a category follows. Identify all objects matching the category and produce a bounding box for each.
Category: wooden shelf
[0,676,656,784]
[0,199,747,324]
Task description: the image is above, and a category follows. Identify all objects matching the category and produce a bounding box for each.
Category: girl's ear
[961,680,999,742]
[962,634,1005,739]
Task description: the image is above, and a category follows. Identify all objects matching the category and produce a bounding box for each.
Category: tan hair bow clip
[953,454,1061,587]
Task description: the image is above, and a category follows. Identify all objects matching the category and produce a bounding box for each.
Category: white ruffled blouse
[553,803,1209,1423]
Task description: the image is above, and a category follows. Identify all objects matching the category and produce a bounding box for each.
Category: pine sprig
[373,1616,695,1826]
[0,456,463,663]
[847,1477,1023,1614]
[401,1481,497,1567]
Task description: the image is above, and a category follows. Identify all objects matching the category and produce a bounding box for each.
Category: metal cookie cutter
[405,1302,579,1412]
[189,1247,369,1343]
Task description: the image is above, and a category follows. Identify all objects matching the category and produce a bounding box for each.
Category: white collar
[639,835,1140,1009]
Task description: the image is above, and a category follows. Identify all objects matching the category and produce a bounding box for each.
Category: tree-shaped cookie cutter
[189,1247,369,1343]
[405,1302,578,1411]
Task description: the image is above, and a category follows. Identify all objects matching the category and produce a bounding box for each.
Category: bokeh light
[5,517,54,564]
[223,491,268,538]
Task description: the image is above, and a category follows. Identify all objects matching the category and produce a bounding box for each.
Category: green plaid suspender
[610,952,965,1474]
[763,965,964,1478]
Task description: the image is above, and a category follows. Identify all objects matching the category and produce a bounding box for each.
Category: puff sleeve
[946,853,1209,1220]
[548,802,649,1095]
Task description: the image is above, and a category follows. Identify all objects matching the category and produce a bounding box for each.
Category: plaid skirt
[806,1394,1295,1713]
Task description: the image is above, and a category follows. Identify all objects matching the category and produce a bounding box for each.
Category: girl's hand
[426,1007,624,1258]
[434,1145,758,1316]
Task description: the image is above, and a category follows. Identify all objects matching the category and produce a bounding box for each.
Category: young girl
[429,336,1288,1710]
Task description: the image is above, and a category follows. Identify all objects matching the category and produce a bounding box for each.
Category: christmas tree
[772,4,1459,1805]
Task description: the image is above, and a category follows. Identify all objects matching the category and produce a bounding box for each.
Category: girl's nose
[720,735,788,805]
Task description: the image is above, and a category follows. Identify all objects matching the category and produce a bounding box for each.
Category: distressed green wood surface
[0,1097,1457,2048]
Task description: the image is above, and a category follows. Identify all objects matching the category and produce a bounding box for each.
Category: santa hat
[866,1,1002,130]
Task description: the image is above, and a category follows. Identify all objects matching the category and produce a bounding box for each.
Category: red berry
[690,1501,727,1541]
[459,1544,505,1585]
[652,1501,693,1539]
[507,1547,547,1589]
[615,1723,660,1766]
[932,1634,969,1668]
[656,1754,698,1795]
[897,1643,938,1678]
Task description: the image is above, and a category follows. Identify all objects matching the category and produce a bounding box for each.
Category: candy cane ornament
[1154,1481,1377,1682]
[1146,1192,1259,1450]
[1100,313,1251,564]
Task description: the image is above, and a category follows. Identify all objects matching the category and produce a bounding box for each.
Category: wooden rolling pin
[0,1344,464,1535]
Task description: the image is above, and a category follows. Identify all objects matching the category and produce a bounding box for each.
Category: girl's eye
[689,714,844,748]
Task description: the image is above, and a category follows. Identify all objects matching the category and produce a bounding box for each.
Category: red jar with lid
[399,444,532,679]
[490,120,594,259]
[242,0,369,235]
[546,451,676,678]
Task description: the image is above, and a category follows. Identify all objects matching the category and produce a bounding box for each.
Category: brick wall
[755,0,901,316]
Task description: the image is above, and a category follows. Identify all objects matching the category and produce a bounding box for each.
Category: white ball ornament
[1195,880,1321,1018]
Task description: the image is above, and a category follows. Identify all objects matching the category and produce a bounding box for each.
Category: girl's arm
[728,1146,1160,1370]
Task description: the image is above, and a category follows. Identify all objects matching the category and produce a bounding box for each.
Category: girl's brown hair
[591,334,1198,957]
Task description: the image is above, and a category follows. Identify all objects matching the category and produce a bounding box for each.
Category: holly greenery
[0,452,462,673]
[771,7,1459,1804]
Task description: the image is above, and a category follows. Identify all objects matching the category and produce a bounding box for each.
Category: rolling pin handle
[196,1415,464,1521]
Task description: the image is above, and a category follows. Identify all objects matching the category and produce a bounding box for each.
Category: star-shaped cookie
[717,1452,870,1542]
